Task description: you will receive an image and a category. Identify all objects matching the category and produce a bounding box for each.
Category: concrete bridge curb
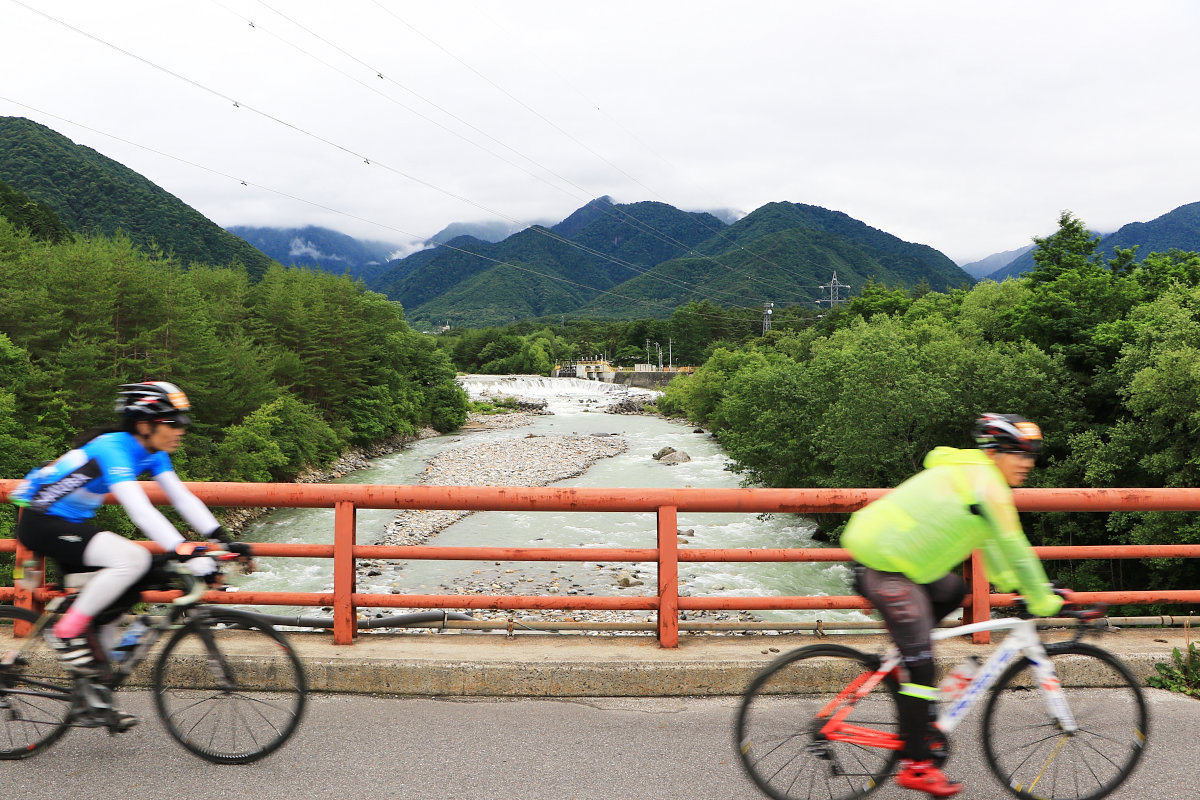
[190,626,1188,697]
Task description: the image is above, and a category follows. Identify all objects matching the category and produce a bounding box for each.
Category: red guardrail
[3,480,1200,646]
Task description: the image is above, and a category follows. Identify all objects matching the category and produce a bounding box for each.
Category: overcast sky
[2,0,1198,265]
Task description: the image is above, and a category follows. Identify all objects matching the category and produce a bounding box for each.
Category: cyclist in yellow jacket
[842,413,1063,798]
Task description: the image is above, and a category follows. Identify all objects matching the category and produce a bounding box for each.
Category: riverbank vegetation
[0,218,467,546]
[657,212,1200,603]
[436,299,822,374]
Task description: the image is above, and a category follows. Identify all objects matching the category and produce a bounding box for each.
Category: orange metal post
[965,550,991,644]
[333,501,357,644]
[12,535,43,637]
[657,505,679,647]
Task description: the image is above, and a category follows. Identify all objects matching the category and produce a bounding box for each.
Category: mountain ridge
[984,202,1200,281]
[227,224,399,282]
[959,243,1035,280]
[364,198,977,325]
[0,116,276,279]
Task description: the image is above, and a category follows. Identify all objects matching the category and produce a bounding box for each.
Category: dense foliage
[0,117,275,279]
[0,218,467,546]
[990,200,1200,281]
[0,178,70,244]
[436,300,822,373]
[657,212,1200,602]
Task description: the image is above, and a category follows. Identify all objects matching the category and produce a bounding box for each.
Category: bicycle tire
[736,644,901,800]
[0,605,76,759]
[152,607,306,764]
[982,641,1148,800]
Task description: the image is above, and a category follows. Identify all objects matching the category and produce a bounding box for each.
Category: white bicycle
[736,600,1148,800]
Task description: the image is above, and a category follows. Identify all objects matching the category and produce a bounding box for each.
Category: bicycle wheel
[153,607,306,764]
[0,605,76,759]
[736,644,901,800]
[982,642,1148,800]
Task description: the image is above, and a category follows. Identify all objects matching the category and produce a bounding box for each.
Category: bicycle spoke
[154,610,305,764]
[736,644,898,800]
[0,607,76,759]
[1025,734,1070,793]
[982,643,1147,800]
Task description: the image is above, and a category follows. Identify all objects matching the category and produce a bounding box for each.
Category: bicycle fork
[191,623,239,691]
[1024,646,1078,735]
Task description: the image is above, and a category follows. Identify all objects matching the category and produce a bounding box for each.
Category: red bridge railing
[3,480,1200,646]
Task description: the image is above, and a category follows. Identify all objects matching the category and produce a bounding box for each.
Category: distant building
[554,359,617,381]
[553,359,693,387]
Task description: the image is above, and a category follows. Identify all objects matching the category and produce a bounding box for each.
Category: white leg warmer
[71,532,152,618]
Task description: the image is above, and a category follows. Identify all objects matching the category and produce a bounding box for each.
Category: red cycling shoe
[895,759,964,797]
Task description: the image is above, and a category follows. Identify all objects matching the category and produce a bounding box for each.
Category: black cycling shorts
[853,564,964,667]
[16,508,104,572]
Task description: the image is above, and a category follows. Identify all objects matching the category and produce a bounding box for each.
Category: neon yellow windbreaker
[842,447,1063,617]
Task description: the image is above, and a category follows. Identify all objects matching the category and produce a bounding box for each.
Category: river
[228,375,860,624]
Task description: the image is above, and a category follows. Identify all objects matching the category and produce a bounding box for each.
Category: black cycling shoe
[111,711,138,733]
[44,630,104,676]
[73,681,136,732]
[74,708,137,732]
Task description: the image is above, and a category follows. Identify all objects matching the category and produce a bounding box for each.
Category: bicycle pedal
[72,709,109,729]
[805,742,835,761]
[110,712,138,733]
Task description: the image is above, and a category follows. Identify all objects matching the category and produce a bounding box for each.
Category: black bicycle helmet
[973,413,1042,454]
[115,381,192,424]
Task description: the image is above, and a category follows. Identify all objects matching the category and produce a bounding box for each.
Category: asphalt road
[3,689,1194,799]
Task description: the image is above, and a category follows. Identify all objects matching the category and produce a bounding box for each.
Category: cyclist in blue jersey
[8,382,236,679]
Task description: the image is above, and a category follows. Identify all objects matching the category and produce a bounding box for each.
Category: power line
[0,97,772,327]
[375,1,830,298]
[206,0,588,206]
[12,0,795,309]
[234,1,821,304]
[5,2,830,317]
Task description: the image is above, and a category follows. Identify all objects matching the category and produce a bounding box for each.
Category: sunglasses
[153,418,189,429]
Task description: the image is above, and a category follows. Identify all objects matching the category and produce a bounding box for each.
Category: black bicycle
[0,545,306,763]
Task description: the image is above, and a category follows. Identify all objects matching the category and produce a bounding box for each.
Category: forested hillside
[0,178,70,244]
[371,199,725,326]
[712,202,967,286]
[0,217,467,546]
[228,224,399,282]
[370,198,972,326]
[575,203,971,318]
[656,211,1200,604]
[0,117,275,279]
[988,201,1200,281]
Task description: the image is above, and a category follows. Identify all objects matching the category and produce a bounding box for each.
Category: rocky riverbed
[373,415,626,549]
[347,409,757,633]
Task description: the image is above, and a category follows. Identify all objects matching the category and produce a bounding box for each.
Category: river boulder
[605,397,645,415]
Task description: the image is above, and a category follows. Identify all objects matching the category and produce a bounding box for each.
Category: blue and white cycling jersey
[9,432,173,522]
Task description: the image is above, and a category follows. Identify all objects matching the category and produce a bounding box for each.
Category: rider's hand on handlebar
[205,525,233,546]
[1050,587,1108,621]
[1053,586,1077,606]
[222,541,257,575]
[175,541,211,558]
